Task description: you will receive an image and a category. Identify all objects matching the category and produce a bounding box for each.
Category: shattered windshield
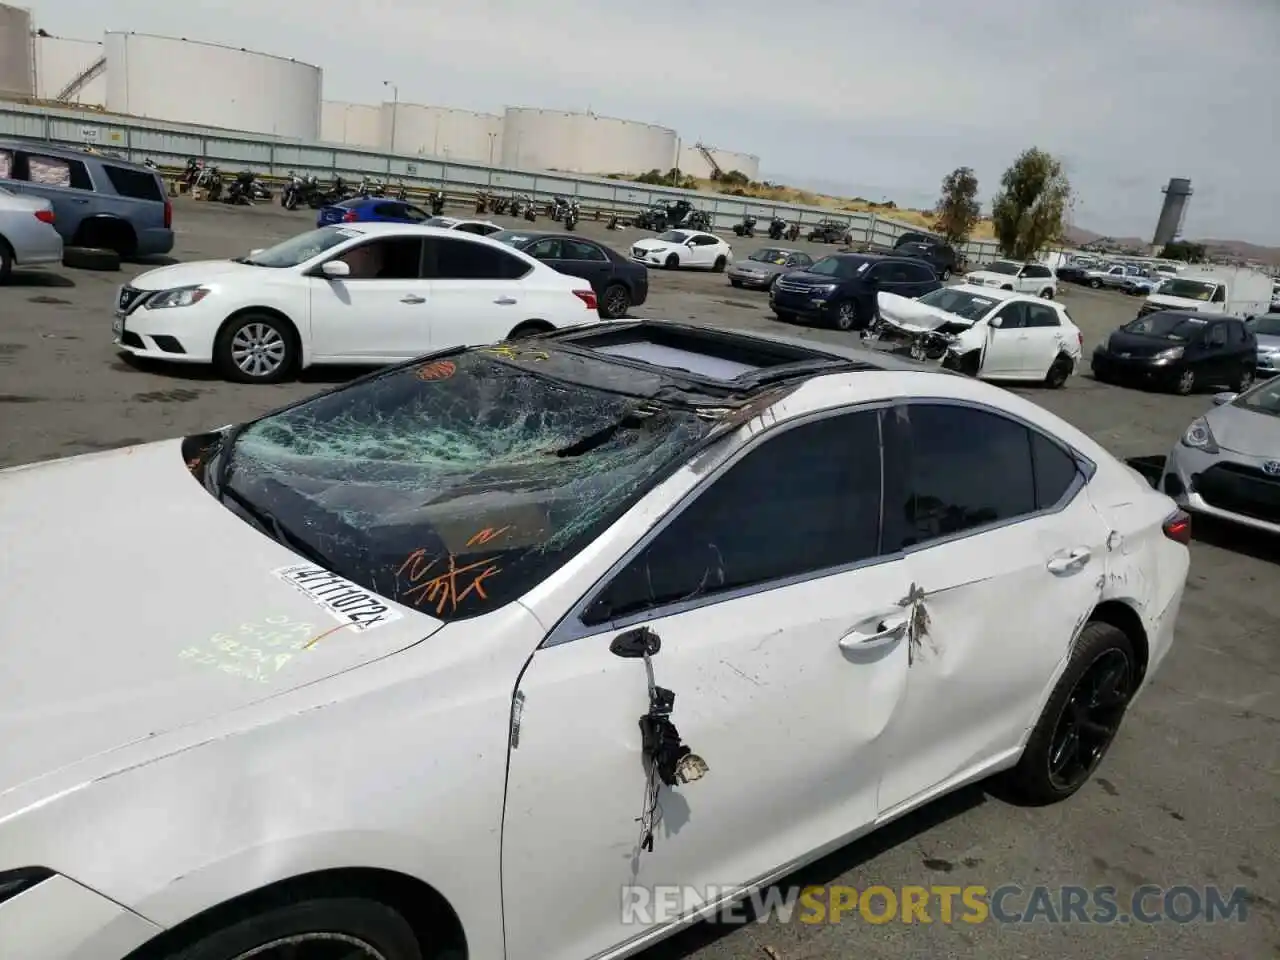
[190,348,715,621]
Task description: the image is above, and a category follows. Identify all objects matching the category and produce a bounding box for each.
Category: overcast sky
[35,0,1280,244]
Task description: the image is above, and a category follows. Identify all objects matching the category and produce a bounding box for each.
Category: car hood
[0,441,442,797]
[1104,330,1185,357]
[130,259,278,291]
[633,238,678,251]
[1146,294,1208,310]
[1206,403,1280,458]
[877,291,974,331]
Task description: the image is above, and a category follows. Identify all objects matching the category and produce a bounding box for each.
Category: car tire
[0,238,12,283]
[157,896,422,960]
[1173,368,1196,395]
[1089,278,1102,289]
[62,246,121,272]
[729,278,743,288]
[1044,354,1073,389]
[1234,367,1255,392]
[508,320,554,339]
[1040,288,1054,299]
[713,255,727,273]
[833,300,859,332]
[600,283,631,320]
[664,253,680,269]
[1000,621,1137,806]
[940,268,951,281]
[214,312,298,384]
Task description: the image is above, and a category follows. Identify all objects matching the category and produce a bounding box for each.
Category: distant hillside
[1063,226,1280,267]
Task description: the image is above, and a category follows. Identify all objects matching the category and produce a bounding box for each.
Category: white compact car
[965,259,1058,298]
[0,321,1190,960]
[112,223,600,382]
[876,285,1083,386]
[631,229,733,271]
[422,216,504,236]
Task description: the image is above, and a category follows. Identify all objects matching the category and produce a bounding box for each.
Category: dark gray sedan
[726,247,813,290]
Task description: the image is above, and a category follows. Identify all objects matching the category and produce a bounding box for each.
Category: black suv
[892,240,960,280]
[770,253,942,332]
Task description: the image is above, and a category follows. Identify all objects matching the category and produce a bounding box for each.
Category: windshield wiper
[214,421,252,497]
[218,484,331,568]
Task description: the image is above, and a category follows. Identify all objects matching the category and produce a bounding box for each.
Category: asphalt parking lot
[1,199,1277,960]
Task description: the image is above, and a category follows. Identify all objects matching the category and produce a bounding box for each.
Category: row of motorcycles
[474,193,581,230]
[180,159,271,206]
[732,214,801,241]
[278,173,445,214]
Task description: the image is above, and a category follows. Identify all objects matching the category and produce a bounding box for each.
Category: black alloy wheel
[1046,647,1133,793]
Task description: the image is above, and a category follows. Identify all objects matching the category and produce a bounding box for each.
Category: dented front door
[873,401,1113,815]
[499,561,916,960]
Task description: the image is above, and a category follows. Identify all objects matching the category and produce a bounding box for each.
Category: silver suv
[0,139,174,259]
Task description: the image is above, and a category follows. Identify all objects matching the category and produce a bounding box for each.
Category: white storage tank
[501,108,677,176]
[0,3,35,98]
[321,100,381,148]
[381,104,503,164]
[34,35,105,106]
[678,143,761,181]
[104,32,322,140]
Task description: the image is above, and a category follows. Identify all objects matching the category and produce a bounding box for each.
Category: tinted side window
[890,404,1036,549]
[1024,303,1061,328]
[1030,431,1080,509]
[994,302,1029,328]
[907,262,936,283]
[526,238,561,259]
[882,262,912,283]
[339,238,424,280]
[402,205,430,222]
[102,165,164,201]
[1226,321,1245,345]
[428,238,531,280]
[1211,286,1226,303]
[0,148,12,179]
[373,203,406,218]
[563,239,607,261]
[693,235,719,246]
[1207,323,1227,346]
[17,152,92,190]
[583,411,885,624]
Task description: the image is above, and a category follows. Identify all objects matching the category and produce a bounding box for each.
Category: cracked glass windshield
[185,347,714,621]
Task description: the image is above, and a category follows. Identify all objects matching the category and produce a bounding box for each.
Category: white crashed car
[630,229,733,271]
[0,321,1188,960]
[875,285,1084,387]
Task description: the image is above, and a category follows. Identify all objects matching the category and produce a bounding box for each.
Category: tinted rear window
[102,165,164,202]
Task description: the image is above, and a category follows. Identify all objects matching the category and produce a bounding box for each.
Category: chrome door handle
[400,295,425,304]
[494,297,517,305]
[837,615,908,653]
[1047,547,1091,575]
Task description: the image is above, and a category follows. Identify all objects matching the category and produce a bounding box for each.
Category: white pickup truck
[1137,265,1274,320]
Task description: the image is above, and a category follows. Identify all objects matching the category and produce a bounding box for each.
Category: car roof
[319,222,526,246]
[335,197,385,209]
[0,137,156,172]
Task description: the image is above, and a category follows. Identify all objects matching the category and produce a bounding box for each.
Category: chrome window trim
[540,395,1095,649]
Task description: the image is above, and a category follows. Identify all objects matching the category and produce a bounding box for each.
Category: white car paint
[112,222,598,379]
[878,285,1083,382]
[0,330,1188,960]
[630,229,734,270]
[423,216,504,235]
[965,259,1058,297]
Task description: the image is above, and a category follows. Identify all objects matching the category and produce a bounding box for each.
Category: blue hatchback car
[315,196,432,228]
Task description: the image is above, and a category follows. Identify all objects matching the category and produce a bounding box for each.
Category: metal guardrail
[0,99,1004,260]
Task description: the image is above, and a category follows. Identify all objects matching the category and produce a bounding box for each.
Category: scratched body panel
[0,439,444,799]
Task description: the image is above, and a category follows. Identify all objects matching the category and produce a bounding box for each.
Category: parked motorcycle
[310,176,349,209]
[767,216,787,240]
[785,222,801,242]
[475,192,489,214]
[563,200,580,231]
[492,194,511,215]
[222,171,257,206]
[547,196,570,222]
[430,190,446,215]
[394,181,407,201]
[606,213,622,230]
[281,173,315,210]
[522,196,537,222]
[249,176,272,201]
[180,158,202,188]
[733,215,757,238]
[196,165,223,201]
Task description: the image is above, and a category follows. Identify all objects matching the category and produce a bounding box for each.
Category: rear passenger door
[904,260,940,296]
[2,149,96,240]
[875,260,915,298]
[875,401,1113,813]
[422,236,537,347]
[981,301,1031,377]
[1020,301,1068,377]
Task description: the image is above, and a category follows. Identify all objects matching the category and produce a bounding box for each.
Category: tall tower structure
[1152,178,1193,247]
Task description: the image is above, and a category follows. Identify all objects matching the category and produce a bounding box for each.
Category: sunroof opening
[557,321,847,381]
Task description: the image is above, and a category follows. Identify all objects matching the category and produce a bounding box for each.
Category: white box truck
[1138,265,1274,319]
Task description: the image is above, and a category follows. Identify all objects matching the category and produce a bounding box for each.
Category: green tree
[1159,240,1207,263]
[934,166,981,245]
[991,148,1073,260]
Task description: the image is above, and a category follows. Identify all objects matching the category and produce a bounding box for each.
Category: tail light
[1077,330,1084,348]
[1162,508,1192,544]
[163,199,173,229]
[34,209,54,224]
[343,210,359,222]
[573,289,598,310]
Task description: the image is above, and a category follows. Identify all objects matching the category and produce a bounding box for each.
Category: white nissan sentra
[0,321,1189,960]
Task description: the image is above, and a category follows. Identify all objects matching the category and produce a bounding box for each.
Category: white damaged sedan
[0,321,1188,960]
[874,285,1083,387]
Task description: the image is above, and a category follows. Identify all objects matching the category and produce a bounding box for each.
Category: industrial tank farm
[34,35,105,105]
[500,108,677,176]
[382,104,503,165]
[678,143,761,181]
[321,101,381,149]
[103,32,322,140]
[0,3,34,97]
